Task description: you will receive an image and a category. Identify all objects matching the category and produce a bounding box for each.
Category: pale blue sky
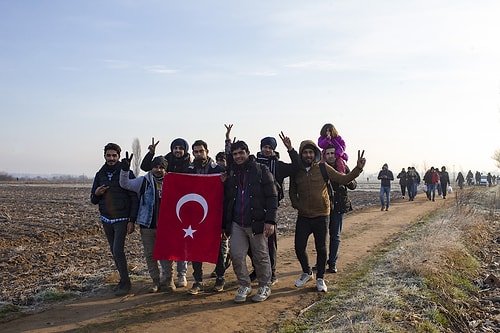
[1,0,499,178]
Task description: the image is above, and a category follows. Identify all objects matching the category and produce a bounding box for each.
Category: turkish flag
[153,173,224,264]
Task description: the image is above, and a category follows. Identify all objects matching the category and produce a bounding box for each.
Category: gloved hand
[121,151,133,171]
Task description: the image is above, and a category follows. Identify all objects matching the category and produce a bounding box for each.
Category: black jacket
[223,156,278,235]
[141,151,191,173]
[90,162,138,221]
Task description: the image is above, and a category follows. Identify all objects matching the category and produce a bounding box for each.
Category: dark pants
[102,221,130,284]
[328,211,343,267]
[294,215,328,279]
[441,183,448,198]
[400,184,406,197]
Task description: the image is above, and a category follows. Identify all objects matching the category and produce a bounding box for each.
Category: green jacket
[289,140,362,218]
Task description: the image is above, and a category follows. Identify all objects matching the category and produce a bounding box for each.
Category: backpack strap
[319,163,334,200]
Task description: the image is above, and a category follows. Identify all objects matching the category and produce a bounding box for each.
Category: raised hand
[356,150,366,170]
[279,131,292,151]
[121,151,134,171]
[148,137,159,154]
[224,124,233,140]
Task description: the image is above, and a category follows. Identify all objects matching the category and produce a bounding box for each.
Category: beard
[194,157,207,168]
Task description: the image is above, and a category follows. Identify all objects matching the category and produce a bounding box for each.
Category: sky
[1,0,499,179]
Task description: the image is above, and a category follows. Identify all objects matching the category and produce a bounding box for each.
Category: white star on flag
[183,225,197,238]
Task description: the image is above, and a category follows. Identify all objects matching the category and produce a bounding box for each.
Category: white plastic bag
[447,185,453,193]
[422,184,428,192]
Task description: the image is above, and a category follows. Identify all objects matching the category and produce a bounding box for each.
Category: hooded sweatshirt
[289,140,362,218]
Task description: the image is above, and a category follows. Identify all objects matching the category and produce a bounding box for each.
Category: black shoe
[187,282,203,295]
[213,277,225,292]
[114,281,131,296]
[249,271,257,282]
[312,264,317,272]
[210,271,217,278]
[328,265,338,273]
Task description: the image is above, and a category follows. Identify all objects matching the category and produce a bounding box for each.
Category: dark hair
[231,140,249,153]
[104,143,121,155]
[215,151,226,161]
[192,140,208,151]
[320,123,338,137]
[322,144,336,155]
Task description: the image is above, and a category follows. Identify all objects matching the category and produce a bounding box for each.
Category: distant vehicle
[479,175,488,186]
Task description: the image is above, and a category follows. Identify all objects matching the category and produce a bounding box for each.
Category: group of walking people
[90,123,366,303]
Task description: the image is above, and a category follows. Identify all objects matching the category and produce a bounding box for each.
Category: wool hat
[152,156,168,169]
[170,138,189,152]
[260,137,277,150]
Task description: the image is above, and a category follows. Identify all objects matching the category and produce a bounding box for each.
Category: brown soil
[0,183,453,333]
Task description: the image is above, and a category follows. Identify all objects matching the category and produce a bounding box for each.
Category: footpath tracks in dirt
[0,192,450,333]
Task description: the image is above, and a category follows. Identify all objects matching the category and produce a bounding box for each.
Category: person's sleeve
[119,170,143,196]
[140,151,155,172]
[327,163,362,185]
[262,167,278,224]
[90,175,100,204]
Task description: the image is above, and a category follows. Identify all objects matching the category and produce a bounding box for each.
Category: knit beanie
[152,156,168,169]
[260,137,277,150]
[170,138,189,152]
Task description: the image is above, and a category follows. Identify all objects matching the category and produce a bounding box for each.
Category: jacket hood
[299,140,321,163]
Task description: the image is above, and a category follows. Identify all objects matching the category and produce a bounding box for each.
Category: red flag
[153,173,223,264]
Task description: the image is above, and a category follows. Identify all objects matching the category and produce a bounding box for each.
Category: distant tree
[132,138,141,176]
[493,149,500,169]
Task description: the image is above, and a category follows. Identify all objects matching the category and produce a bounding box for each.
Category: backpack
[319,163,354,214]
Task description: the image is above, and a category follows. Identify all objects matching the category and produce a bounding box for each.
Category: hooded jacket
[289,140,362,218]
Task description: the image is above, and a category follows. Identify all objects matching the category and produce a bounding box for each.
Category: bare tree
[493,149,500,169]
[132,138,142,176]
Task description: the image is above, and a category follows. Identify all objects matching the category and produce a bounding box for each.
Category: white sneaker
[234,285,252,303]
[251,286,271,302]
[295,272,313,287]
[176,275,187,288]
[316,278,327,292]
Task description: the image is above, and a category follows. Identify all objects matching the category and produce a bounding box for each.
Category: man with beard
[91,143,138,296]
[141,137,192,287]
[185,140,227,295]
[289,140,365,292]
[119,154,176,293]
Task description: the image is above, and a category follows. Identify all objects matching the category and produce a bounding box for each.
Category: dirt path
[2,194,452,333]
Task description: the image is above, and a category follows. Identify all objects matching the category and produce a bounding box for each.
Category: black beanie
[170,138,189,152]
[152,156,168,169]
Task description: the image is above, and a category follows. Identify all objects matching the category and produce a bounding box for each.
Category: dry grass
[279,186,499,333]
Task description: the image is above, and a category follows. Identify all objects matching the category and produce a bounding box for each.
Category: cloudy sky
[1,0,499,178]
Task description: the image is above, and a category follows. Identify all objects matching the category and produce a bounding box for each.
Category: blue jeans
[102,221,130,284]
[176,261,188,277]
[328,211,343,267]
[379,186,391,208]
[294,215,328,279]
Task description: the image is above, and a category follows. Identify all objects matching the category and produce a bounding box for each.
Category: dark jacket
[90,162,138,221]
[223,156,278,235]
[377,168,394,187]
[141,151,191,173]
[255,149,300,202]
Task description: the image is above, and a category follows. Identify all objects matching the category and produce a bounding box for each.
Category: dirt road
[1,193,451,333]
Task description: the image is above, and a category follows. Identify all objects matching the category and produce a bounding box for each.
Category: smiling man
[289,140,366,292]
[223,140,278,303]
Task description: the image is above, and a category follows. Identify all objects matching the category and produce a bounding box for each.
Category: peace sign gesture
[279,131,292,151]
[121,151,134,171]
[356,150,366,170]
[148,137,159,154]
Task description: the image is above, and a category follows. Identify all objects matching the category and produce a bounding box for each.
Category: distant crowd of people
[90,123,366,303]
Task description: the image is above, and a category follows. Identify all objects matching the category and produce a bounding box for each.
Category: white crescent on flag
[175,193,208,224]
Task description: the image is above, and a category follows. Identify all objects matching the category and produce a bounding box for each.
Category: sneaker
[234,285,252,303]
[114,281,131,296]
[165,279,176,292]
[295,272,313,287]
[210,271,217,278]
[316,278,327,292]
[327,265,337,273]
[176,275,187,288]
[249,270,257,282]
[251,286,271,302]
[187,282,203,295]
[213,277,225,292]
